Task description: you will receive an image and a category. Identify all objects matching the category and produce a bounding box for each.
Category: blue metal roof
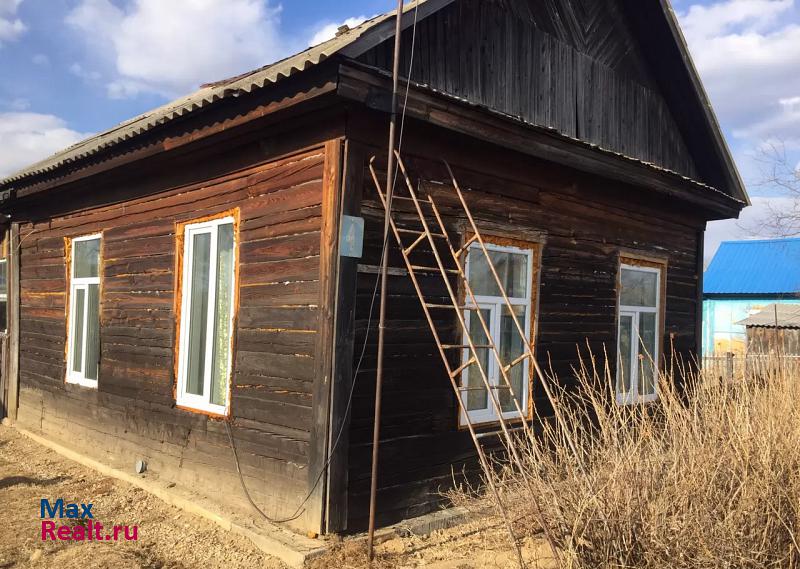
[704,238,800,295]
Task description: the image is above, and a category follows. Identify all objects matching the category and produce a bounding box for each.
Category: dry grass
[450,355,800,568]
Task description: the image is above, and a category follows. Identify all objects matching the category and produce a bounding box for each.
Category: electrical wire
[227,0,421,526]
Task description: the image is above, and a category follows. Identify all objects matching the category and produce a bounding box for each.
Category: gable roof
[737,303,800,329]
[0,0,453,187]
[704,238,800,296]
[0,0,746,206]
[630,0,748,204]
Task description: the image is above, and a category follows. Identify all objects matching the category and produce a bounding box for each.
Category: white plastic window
[66,234,102,388]
[0,259,7,332]
[617,264,662,405]
[176,217,236,415]
[460,242,534,425]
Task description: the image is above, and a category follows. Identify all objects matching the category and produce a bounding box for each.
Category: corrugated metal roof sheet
[0,0,747,208]
[704,238,800,295]
[0,0,441,187]
[737,303,800,328]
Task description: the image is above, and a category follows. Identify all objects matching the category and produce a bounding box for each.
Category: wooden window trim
[65,233,103,389]
[174,210,240,418]
[616,255,668,405]
[458,234,542,429]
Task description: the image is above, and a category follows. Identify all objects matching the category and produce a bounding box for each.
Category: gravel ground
[0,424,553,569]
[0,424,287,569]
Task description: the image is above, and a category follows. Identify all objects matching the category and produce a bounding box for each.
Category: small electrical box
[340,215,364,259]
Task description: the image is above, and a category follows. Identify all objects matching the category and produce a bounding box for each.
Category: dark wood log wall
[344,118,706,529]
[359,0,699,181]
[14,139,334,531]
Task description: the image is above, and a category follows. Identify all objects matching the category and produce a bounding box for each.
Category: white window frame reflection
[616,263,661,405]
[66,234,102,388]
[0,258,8,332]
[176,217,236,415]
[460,242,534,426]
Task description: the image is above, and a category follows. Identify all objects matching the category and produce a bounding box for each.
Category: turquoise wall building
[703,238,800,356]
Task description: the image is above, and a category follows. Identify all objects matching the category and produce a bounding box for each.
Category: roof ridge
[722,237,800,245]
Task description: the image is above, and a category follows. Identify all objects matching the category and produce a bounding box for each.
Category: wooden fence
[702,353,800,381]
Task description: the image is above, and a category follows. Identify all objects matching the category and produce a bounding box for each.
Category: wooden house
[0,0,747,535]
[738,304,800,357]
[703,238,800,356]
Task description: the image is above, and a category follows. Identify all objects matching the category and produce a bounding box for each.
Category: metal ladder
[368,151,562,568]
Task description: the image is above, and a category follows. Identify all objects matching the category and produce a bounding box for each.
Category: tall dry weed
[451,354,800,568]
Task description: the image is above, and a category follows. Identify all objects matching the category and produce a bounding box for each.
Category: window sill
[65,377,98,389]
[616,394,659,406]
[459,412,532,431]
[175,403,229,419]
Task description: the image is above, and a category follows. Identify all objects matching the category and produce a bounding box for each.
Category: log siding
[14,142,336,530]
[343,120,706,529]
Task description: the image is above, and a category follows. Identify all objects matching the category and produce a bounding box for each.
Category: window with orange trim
[176,217,236,415]
[459,241,536,425]
[66,234,102,388]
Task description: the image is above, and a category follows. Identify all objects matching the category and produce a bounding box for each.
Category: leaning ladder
[368,152,562,568]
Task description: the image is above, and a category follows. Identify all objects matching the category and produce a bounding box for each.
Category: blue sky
[1,0,799,260]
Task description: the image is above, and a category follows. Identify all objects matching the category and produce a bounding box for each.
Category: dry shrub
[452,355,800,568]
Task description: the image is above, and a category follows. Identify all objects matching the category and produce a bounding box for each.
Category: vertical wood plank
[6,222,20,421]
[325,141,366,533]
[306,138,345,534]
[695,226,705,368]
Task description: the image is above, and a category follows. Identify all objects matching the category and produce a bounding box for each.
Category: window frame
[616,261,664,405]
[176,216,237,416]
[459,240,537,427]
[66,233,102,389]
[0,258,8,333]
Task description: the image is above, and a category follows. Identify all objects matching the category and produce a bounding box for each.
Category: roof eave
[338,62,745,220]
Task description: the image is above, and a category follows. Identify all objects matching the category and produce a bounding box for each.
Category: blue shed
[703,238,800,355]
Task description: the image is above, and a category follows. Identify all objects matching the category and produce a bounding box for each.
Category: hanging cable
[227,0,421,527]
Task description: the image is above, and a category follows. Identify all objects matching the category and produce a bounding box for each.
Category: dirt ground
[0,425,286,569]
[0,425,553,569]
[314,525,556,569]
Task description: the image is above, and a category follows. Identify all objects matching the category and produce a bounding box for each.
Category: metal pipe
[367,0,405,561]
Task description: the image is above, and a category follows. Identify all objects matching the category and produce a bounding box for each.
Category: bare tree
[751,141,800,237]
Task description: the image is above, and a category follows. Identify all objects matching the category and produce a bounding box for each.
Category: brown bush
[450,355,800,568]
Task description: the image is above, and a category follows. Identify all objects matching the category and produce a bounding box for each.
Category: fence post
[726,352,734,382]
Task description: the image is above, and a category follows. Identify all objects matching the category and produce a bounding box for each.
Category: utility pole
[367,0,405,562]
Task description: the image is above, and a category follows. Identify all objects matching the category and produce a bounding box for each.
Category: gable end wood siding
[13,142,338,532]
[359,0,699,182]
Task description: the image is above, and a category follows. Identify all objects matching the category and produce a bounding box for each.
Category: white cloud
[31,53,49,66]
[705,195,796,263]
[0,0,25,46]
[309,15,370,47]
[679,1,800,149]
[69,62,101,82]
[0,112,90,178]
[66,0,288,99]
[736,96,800,140]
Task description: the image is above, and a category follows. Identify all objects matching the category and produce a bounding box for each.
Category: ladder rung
[403,233,428,256]
[442,344,492,350]
[411,265,460,275]
[392,195,432,205]
[502,352,532,373]
[451,356,477,378]
[458,384,513,392]
[454,234,479,259]
[397,228,447,238]
[476,425,528,440]
[425,303,479,311]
